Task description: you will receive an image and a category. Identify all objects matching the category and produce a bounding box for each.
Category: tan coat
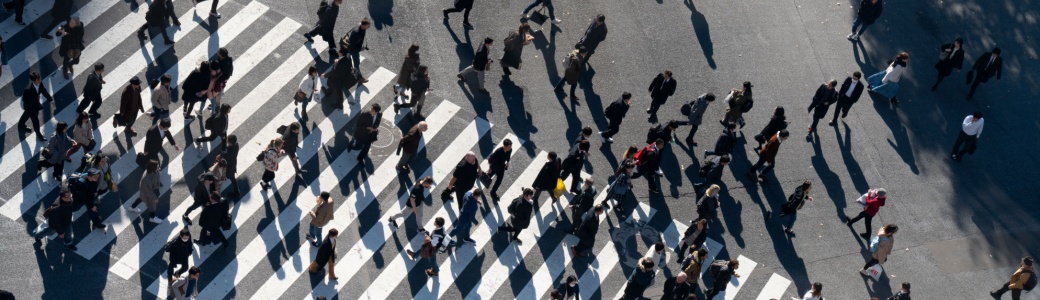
[310,200,335,227]
[152,84,172,111]
[72,122,93,145]
[872,235,894,263]
[1009,268,1033,289]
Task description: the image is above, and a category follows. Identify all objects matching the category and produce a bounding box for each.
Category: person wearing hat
[116,76,145,134]
[968,47,1003,100]
[554,46,588,102]
[183,172,217,225]
[457,37,493,94]
[991,256,1035,299]
[844,188,887,238]
[932,38,965,91]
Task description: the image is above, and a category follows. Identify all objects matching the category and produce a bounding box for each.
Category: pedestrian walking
[532,152,563,203]
[631,139,665,193]
[500,23,534,76]
[554,46,587,101]
[259,138,284,190]
[661,272,694,300]
[932,38,965,91]
[163,228,194,286]
[181,61,211,120]
[138,0,175,45]
[747,129,789,184]
[323,48,359,109]
[200,59,223,116]
[615,145,638,177]
[766,180,814,235]
[847,0,883,41]
[295,65,322,116]
[967,47,1003,100]
[890,282,912,300]
[571,204,603,257]
[498,188,535,245]
[129,159,163,223]
[394,44,420,100]
[205,0,222,17]
[576,15,608,65]
[695,185,721,222]
[567,178,596,233]
[304,0,342,56]
[676,219,707,259]
[622,257,656,299]
[70,168,105,230]
[37,122,72,182]
[950,111,984,162]
[859,224,898,278]
[483,138,513,196]
[307,192,335,247]
[704,259,740,299]
[442,0,475,28]
[831,72,865,125]
[86,153,114,197]
[351,104,382,160]
[278,122,305,175]
[867,51,910,103]
[170,266,201,300]
[693,155,727,189]
[560,140,590,193]
[222,134,241,197]
[308,228,339,280]
[394,65,430,118]
[196,192,229,249]
[66,113,95,158]
[114,77,145,134]
[55,17,85,79]
[396,121,428,172]
[521,0,561,24]
[32,189,76,250]
[447,188,483,247]
[458,38,494,94]
[79,63,106,115]
[704,122,737,158]
[141,118,180,166]
[341,18,371,82]
[183,172,217,224]
[807,79,838,139]
[754,106,787,151]
[646,71,677,115]
[442,151,483,205]
[680,249,708,288]
[406,218,447,276]
[40,0,72,39]
[721,82,754,128]
[212,48,234,110]
[2,0,25,25]
[604,163,633,213]
[600,92,632,143]
[844,188,887,238]
[149,74,173,117]
[195,103,230,148]
[208,158,227,195]
[793,282,824,300]
[388,177,435,233]
[550,275,579,299]
[682,93,715,146]
[19,72,52,141]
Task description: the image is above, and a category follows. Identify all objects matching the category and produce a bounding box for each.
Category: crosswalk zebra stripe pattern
[0,2,813,299]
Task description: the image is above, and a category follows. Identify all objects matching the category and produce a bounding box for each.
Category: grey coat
[44,133,73,165]
[686,93,712,125]
[139,172,161,212]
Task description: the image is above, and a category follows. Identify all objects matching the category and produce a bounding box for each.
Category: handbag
[221,213,232,230]
[864,263,883,280]
[293,90,307,104]
[527,5,549,25]
[552,178,565,199]
[855,193,868,206]
[478,172,493,187]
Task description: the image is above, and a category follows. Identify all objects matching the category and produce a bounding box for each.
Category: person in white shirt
[296,65,322,117]
[792,282,824,300]
[867,51,910,103]
[951,111,984,161]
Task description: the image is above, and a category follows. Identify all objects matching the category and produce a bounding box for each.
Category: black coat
[507,198,534,229]
[533,158,562,190]
[487,146,511,172]
[604,96,630,122]
[165,236,194,262]
[808,85,837,118]
[144,0,169,26]
[199,200,228,229]
[648,74,677,101]
[712,130,736,156]
[51,0,72,20]
[971,52,1003,82]
[696,194,719,220]
[315,3,339,38]
[193,179,215,205]
[353,112,382,143]
[325,57,355,88]
[181,69,210,102]
[280,127,300,156]
[217,56,234,82]
[577,21,608,51]
[223,142,239,175]
[398,124,424,154]
[856,0,883,24]
[561,142,586,173]
[934,43,965,76]
[345,26,366,52]
[22,84,52,111]
[576,212,599,240]
[661,278,693,300]
[313,236,337,266]
[58,23,85,58]
[471,43,491,71]
[636,146,661,173]
[451,159,480,191]
[757,116,788,141]
[453,0,474,9]
[83,72,103,101]
[144,124,176,155]
[70,177,99,208]
[837,76,865,104]
[46,201,75,235]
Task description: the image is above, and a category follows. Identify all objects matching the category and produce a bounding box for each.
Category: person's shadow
[368,0,395,30]
[683,0,716,69]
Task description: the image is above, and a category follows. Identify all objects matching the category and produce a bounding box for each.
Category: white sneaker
[859,269,870,276]
[606,137,614,143]
[552,18,562,24]
[846,33,855,40]
[521,12,528,18]
[149,217,163,224]
[209,12,221,18]
[130,206,144,214]
[655,169,664,176]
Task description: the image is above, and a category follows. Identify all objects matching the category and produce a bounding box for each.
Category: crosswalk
[0,1,807,299]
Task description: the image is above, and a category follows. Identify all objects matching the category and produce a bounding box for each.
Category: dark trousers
[648,97,667,114]
[3,0,24,22]
[18,110,43,136]
[184,201,205,216]
[748,157,775,176]
[704,287,724,300]
[306,28,336,51]
[139,23,172,42]
[601,118,622,139]
[809,116,823,132]
[631,167,658,191]
[487,167,505,193]
[38,160,64,181]
[210,0,219,12]
[78,98,103,114]
[262,169,276,184]
[559,168,581,192]
[85,205,103,227]
[167,257,189,278]
[533,188,559,202]
[325,84,346,108]
[685,124,700,142]
[932,72,949,90]
[348,51,362,78]
[227,172,240,195]
[832,99,854,122]
[968,75,988,98]
[522,0,556,18]
[499,224,524,240]
[198,130,226,144]
[993,282,1023,300]
[352,139,372,159]
[200,226,228,246]
[847,211,873,233]
[443,6,471,22]
[554,78,577,98]
[569,207,586,233]
[951,131,975,157]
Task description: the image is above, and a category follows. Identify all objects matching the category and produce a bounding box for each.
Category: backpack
[508,198,519,215]
[205,115,216,130]
[698,160,714,177]
[681,101,693,116]
[741,98,754,113]
[1025,271,1037,291]
[645,124,662,144]
[633,145,654,166]
[316,0,329,16]
[256,151,265,162]
[276,125,288,135]
[707,260,728,280]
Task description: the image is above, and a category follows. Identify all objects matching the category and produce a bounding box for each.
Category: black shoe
[442,9,449,19]
[164,39,174,45]
[64,244,77,251]
[991,291,1002,298]
[785,229,796,236]
[388,217,398,228]
[464,238,476,243]
[463,21,473,28]
[37,136,47,142]
[93,224,107,231]
[34,237,42,244]
[182,215,193,225]
[828,121,836,126]
[303,33,314,43]
[172,19,181,26]
[859,233,870,239]
[41,34,53,39]
[393,103,400,114]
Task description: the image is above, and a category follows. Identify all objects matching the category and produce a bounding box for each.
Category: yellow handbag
[553,178,565,199]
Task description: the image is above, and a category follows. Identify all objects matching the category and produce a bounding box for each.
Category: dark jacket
[22,84,52,111]
[604,96,630,122]
[280,127,300,156]
[353,112,382,143]
[648,74,677,100]
[837,76,865,103]
[781,185,810,214]
[578,21,608,51]
[205,112,229,135]
[453,0,474,9]
[562,51,583,85]
[500,31,526,69]
[552,281,579,299]
[487,146,512,172]
[144,0,169,26]
[451,159,480,191]
[576,211,600,240]
[971,52,1003,82]
[181,68,210,102]
[934,43,964,76]
[345,26,366,53]
[217,56,234,82]
[570,186,597,218]
[712,129,736,156]
[457,192,480,224]
[199,199,228,229]
[703,159,725,183]
[696,194,719,220]
[144,124,176,155]
[223,142,239,175]
[533,157,563,190]
[661,277,694,300]
[398,124,424,154]
[507,197,535,229]
[51,0,72,20]
[808,84,837,117]
[856,0,883,24]
[193,179,215,205]
[710,264,735,290]
[757,116,788,142]
[46,200,75,235]
[635,144,661,172]
[119,85,144,121]
[561,142,587,173]
[316,3,339,37]
[325,57,356,88]
[83,72,104,101]
[313,235,337,266]
[625,267,656,297]
[165,236,195,262]
[471,43,491,71]
[396,54,419,88]
[58,23,85,58]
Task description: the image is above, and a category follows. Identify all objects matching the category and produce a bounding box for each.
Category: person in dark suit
[54,17,85,78]
[195,103,230,148]
[661,272,694,300]
[164,228,195,281]
[498,188,535,245]
[181,61,211,120]
[79,63,106,115]
[442,0,474,27]
[19,72,52,140]
[351,104,382,160]
[143,118,180,166]
[807,80,838,138]
[831,72,865,125]
[568,178,596,233]
[137,0,174,45]
[281,122,304,174]
[308,228,339,280]
[32,189,77,250]
[576,15,608,65]
[323,48,358,109]
[343,19,371,82]
[570,204,602,257]
[458,38,493,94]
[2,0,26,25]
[647,71,677,115]
[532,152,563,203]
[559,140,590,193]
[396,121,428,171]
[222,134,241,197]
[304,0,342,56]
[968,47,1003,100]
[847,0,883,41]
[932,38,965,91]
[600,92,632,143]
[704,122,737,158]
[484,139,513,196]
[196,192,229,248]
[747,130,789,184]
[183,173,216,224]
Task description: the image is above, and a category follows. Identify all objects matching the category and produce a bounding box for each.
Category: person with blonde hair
[696,184,721,222]
[622,257,656,299]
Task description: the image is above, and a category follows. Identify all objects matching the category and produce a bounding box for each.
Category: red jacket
[863,194,886,216]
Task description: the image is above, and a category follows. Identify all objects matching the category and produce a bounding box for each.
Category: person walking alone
[554,46,587,101]
[55,17,85,80]
[704,259,740,299]
[308,228,339,280]
[351,104,382,160]
[521,0,561,24]
[951,111,984,162]
[396,121,428,172]
[867,51,909,104]
[847,0,883,41]
[576,15,608,65]
[622,257,656,299]
[807,79,838,139]
[498,188,535,245]
[138,0,175,45]
[304,0,341,57]
[114,77,145,134]
[342,18,371,83]
[79,63,106,115]
[859,224,898,278]
[747,130,789,184]
[932,38,964,91]
[571,204,603,257]
[323,48,359,109]
[631,139,664,194]
[150,74,173,117]
[754,106,787,151]
[991,257,1034,300]
[721,82,753,128]
[447,188,483,247]
[967,47,1003,100]
[296,65,321,116]
[394,65,430,118]
[766,180,814,235]
[646,71,677,116]
[195,104,230,148]
[675,219,707,260]
[307,192,335,247]
[794,282,824,300]
[141,118,180,166]
[845,188,887,238]
[130,160,163,223]
[683,93,715,146]
[183,173,216,224]
[259,138,284,190]
[831,72,864,125]
[394,45,420,101]
[280,122,305,175]
[170,266,200,300]
[559,140,590,193]
[2,0,25,25]
[388,177,435,233]
[19,72,52,141]
[163,228,194,288]
[532,152,563,203]
[442,151,483,206]
[500,23,534,76]
[32,189,76,250]
[196,192,229,249]
[483,138,513,197]
[442,0,475,28]
[600,92,632,143]
[37,122,72,182]
[458,38,493,94]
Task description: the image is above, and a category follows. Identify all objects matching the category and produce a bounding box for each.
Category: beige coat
[310,200,335,227]
[139,172,161,212]
[872,235,894,263]
[73,122,93,145]
[152,84,172,111]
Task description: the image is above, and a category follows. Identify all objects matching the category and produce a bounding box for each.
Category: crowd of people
[0,0,1024,299]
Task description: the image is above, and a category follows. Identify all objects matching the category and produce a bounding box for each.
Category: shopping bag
[855,193,868,206]
[864,263,883,280]
[553,178,565,199]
